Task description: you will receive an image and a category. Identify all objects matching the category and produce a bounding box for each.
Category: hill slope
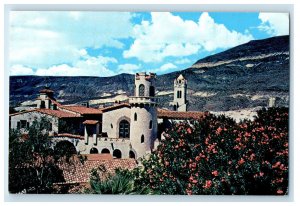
[9,35,289,112]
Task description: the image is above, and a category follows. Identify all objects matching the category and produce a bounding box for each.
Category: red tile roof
[157,108,205,120]
[99,103,131,112]
[61,106,103,115]
[40,89,54,93]
[36,109,81,118]
[83,120,99,125]
[53,133,84,140]
[9,109,80,118]
[57,158,137,184]
[82,154,113,161]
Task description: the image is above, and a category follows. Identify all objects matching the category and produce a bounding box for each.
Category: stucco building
[10,73,203,160]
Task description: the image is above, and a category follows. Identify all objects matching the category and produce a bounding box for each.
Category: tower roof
[177,74,185,80]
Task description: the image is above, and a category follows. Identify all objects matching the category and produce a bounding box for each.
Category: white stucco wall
[76,137,136,159]
[101,107,131,138]
[130,105,157,159]
[10,111,59,133]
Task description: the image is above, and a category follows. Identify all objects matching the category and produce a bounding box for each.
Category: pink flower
[238,158,245,165]
[203,180,212,189]
[211,170,218,177]
[277,189,284,195]
[187,127,192,134]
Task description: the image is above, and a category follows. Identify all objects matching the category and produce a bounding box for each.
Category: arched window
[150,86,155,97]
[149,120,153,129]
[134,113,137,121]
[141,135,144,143]
[139,84,145,96]
[119,120,130,138]
[90,147,99,154]
[129,151,136,159]
[113,149,122,159]
[101,148,110,154]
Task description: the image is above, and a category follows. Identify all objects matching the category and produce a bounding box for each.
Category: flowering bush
[134,107,288,195]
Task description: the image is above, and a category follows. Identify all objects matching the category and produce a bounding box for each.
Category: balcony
[129,96,159,105]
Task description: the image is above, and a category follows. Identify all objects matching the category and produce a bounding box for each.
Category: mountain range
[9,35,290,112]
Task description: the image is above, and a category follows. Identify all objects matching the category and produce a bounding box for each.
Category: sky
[9,12,289,77]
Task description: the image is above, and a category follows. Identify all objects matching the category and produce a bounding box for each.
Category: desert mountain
[10,35,289,112]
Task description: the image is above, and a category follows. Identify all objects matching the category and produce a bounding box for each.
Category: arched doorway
[54,140,77,157]
[113,149,122,159]
[90,147,99,154]
[129,151,135,159]
[101,148,110,154]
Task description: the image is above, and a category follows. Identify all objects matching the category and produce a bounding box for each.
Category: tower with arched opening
[170,74,188,111]
[129,72,158,159]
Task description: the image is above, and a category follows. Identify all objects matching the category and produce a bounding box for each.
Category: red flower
[187,127,192,134]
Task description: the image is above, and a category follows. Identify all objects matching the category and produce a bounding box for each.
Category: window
[149,120,153,129]
[139,84,145,96]
[134,113,137,121]
[177,91,182,98]
[119,120,130,138]
[19,120,28,129]
[141,135,144,143]
[150,86,155,97]
[40,100,45,108]
[111,123,113,128]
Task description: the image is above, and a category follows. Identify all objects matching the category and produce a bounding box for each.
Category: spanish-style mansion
[10,73,204,160]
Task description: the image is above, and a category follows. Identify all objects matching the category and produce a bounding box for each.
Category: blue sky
[9,12,289,76]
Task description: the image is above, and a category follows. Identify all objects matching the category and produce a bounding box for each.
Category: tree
[9,117,74,193]
[134,107,288,195]
[85,166,151,195]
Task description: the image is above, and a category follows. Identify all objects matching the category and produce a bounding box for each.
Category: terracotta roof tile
[61,106,103,115]
[9,109,80,118]
[53,133,84,140]
[40,89,54,93]
[57,158,137,184]
[36,109,81,118]
[83,120,99,125]
[157,108,205,120]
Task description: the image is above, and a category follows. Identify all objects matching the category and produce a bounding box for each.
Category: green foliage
[86,166,151,195]
[135,107,289,195]
[9,117,70,194]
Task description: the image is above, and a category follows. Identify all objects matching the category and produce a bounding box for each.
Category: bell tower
[129,72,158,159]
[36,87,56,109]
[170,74,187,111]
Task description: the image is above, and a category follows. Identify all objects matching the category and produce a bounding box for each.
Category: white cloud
[258,13,289,36]
[123,12,253,63]
[10,65,35,75]
[9,11,133,68]
[150,63,178,74]
[175,58,191,64]
[118,64,141,74]
[11,55,117,77]
[159,63,177,72]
